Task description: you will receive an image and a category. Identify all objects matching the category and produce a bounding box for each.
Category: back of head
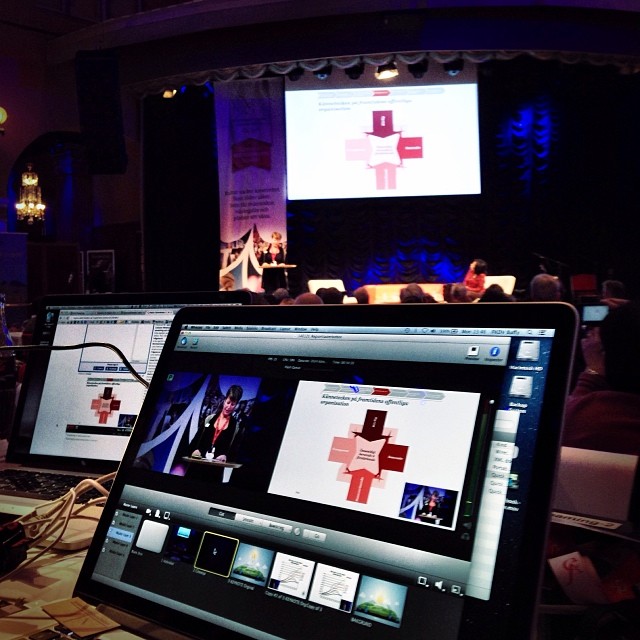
[318,287,345,304]
[272,287,291,303]
[450,283,470,303]
[600,300,640,393]
[294,292,324,305]
[479,284,514,303]
[529,273,562,301]
[473,258,488,275]
[352,286,370,304]
[601,279,627,300]
[400,283,425,303]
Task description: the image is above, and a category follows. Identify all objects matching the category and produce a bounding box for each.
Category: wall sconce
[375,62,398,80]
[0,106,7,135]
[162,89,177,98]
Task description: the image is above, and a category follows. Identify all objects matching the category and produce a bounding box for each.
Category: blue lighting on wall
[497,95,556,196]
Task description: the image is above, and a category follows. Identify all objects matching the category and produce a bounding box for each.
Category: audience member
[478,284,514,302]
[448,283,471,303]
[463,259,488,300]
[399,283,427,303]
[293,293,324,305]
[601,279,628,308]
[272,288,292,304]
[529,273,563,301]
[352,286,370,304]
[219,273,235,291]
[317,287,345,304]
[563,300,640,455]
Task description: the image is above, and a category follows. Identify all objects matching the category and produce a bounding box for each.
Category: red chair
[570,273,598,303]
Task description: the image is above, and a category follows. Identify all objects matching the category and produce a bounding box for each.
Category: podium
[261,263,296,293]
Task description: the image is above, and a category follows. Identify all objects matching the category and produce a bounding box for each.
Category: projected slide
[268,381,480,530]
[285,83,480,199]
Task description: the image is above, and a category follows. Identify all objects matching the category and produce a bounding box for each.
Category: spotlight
[162,89,177,99]
[287,66,304,81]
[314,65,333,80]
[443,59,464,77]
[407,60,429,79]
[375,62,398,80]
[345,63,365,80]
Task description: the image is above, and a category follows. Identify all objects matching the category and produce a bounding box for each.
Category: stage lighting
[375,62,398,80]
[345,63,365,80]
[287,66,304,81]
[443,59,464,76]
[407,60,429,78]
[314,65,333,80]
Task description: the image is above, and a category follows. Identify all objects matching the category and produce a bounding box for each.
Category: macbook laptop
[73,301,578,639]
[0,290,250,522]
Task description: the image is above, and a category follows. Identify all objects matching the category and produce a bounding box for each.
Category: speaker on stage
[75,49,128,174]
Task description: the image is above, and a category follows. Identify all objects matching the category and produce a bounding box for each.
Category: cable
[0,472,115,583]
[0,342,149,388]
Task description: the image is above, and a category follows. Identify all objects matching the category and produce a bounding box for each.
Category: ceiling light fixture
[287,66,304,81]
[408,60,429,79]
[345,63,365,80]
[314,65,333,80]
[375,62,398,80]
[443,59,464,77]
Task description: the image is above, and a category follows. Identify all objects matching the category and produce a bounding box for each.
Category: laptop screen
[76,302,577,639]
[8,291,250,472]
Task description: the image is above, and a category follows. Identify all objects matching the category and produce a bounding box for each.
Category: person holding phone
[563,301,640,455]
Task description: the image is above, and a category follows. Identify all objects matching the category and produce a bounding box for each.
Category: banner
[216,78,287,292]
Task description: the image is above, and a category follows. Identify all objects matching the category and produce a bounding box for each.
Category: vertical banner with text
[216,77,287,292]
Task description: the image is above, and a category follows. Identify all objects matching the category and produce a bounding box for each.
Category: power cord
[0,472,115,581]
[0,342,150,388]
[0,341,149,580]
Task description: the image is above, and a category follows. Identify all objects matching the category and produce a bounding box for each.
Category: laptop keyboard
[0,468,111,502]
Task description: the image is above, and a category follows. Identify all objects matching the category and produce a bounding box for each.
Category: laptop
[552,446,640,536]
[0,290,251,523]
[72,301,578,639]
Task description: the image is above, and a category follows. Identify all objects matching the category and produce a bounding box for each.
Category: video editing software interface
[92,321,558,639]
[14,302,194,463]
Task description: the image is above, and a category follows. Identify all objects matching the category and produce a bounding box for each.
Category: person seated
[463,259,488,300]
[562,300,640,455]
[601,279,628,308]
[478,283,515,302]
[448,283,471,303]
[272,287,292,304]
[399,283,427,303]
[317,286,345,304]
[293,292,323,304]
[352,286,370,304]
[529,273,563,301]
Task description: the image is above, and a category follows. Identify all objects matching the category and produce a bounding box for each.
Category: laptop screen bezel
[74,301,578,639]
[7,290,252,473]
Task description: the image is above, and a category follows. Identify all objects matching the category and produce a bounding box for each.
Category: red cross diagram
[345,108,423,191]
[90,386,121,424]
[328,409,409,504]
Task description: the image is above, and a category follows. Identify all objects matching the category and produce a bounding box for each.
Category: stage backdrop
[215,77,287,292]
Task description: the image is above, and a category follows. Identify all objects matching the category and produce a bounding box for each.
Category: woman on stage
[260,231,287,292]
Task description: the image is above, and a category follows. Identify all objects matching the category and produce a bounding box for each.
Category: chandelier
[15,163,46,224]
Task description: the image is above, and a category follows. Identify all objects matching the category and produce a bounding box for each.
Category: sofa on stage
[363,275,516,304]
